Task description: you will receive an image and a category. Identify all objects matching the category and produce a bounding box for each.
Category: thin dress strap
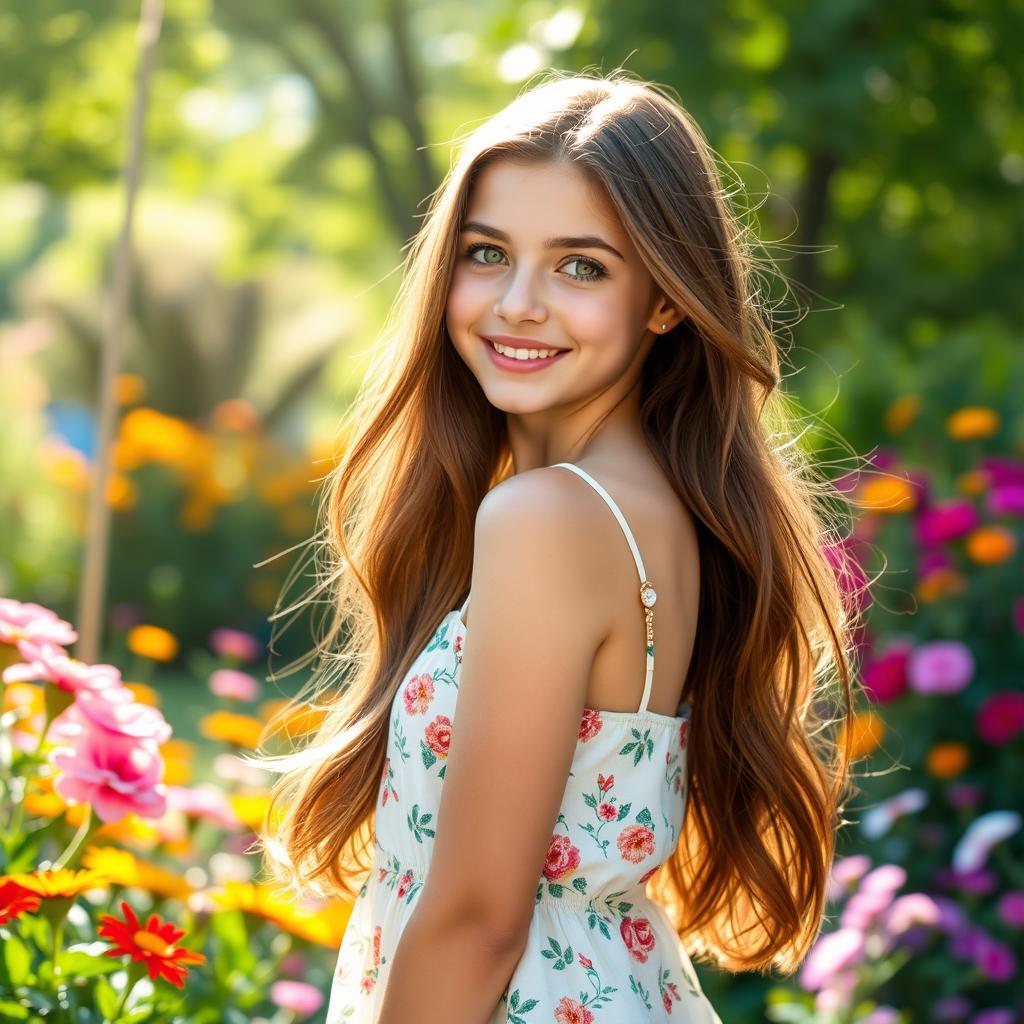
[550,462,657,715]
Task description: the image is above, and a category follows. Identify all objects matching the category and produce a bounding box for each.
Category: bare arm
[376,468,608,1023]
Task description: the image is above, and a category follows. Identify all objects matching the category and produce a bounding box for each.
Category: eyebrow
[460,220,625,262]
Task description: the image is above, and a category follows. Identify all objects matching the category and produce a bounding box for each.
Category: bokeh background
[1,2,1022,1022]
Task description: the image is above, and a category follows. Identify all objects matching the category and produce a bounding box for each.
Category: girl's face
[446,157,669,418]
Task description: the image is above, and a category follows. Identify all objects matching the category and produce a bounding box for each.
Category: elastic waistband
[372,836,649,921]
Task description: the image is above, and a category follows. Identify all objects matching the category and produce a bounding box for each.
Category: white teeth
[492,340,561,360]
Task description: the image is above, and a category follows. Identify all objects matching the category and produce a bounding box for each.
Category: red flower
[97,900,205,988]
[597,772,614,792]
[598,803,618,821]
[664,992,673,1013]
[578,709,603,742]
[403,673,435,715]
[554,996,594,1024]
[397,872,414,898]
[543,835,581,881]
[0,880,41,924]
[679,719,689,748]
[578,953,593,969]
[617,824,656,863]
[424,715,452,758]
[619,914,656,963]
[372,925,382,967]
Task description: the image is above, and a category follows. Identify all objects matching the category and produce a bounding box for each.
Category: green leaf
[95,976,120,1019]
[2,933,32,987]
[57,949,120,979]
[0,1001,28,1020]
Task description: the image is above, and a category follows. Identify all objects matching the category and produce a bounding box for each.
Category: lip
[481,335,571,374]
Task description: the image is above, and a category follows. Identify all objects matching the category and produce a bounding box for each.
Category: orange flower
[884,395,921,435]
[97,899,205,987]
[126,625,179,662]
[82,846,193,901]
[210,398,261,432]
[838,710,885,759]
[926,743,969,779]
[107,473,138,511]
[211,881,351,948]
[965,525,1016,565]
[200,710,265,749]
[916,567,966,603]
[859,477,916,514]
[114,373,147,406]
[160,738,195,786]
[0,880,41,924]
[947,406,1000,440]
[125,681,161,707]
[956,469,990,496]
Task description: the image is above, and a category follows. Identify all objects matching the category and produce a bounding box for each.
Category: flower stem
[53,805,95,870]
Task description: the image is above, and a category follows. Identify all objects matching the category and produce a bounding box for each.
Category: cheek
[446,271,489,330]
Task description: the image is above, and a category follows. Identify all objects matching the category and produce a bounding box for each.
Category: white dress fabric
[325,463,723,1022]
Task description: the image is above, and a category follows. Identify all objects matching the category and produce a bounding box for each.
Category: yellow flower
[200,710,265,749]
[859,477,916,514]
[124,681,161,707]
[81,846,193,900]
[41,442,90,492]
[127,624,179,662]
[95,813,162,851]
[114,373,147,406]
[106,473,138,511]
[916,567,966,603]
[229,792,273,832]
[211,881,352,948]
[947,406,1000,440]
[926,743,969,779]
[160,738,196,786]
[3,869,109,899]
[884,395,921,435]
[838,710,885,759]
[965,525,1017,565]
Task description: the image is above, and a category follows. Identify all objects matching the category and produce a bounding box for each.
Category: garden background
[1,1,1022,1022]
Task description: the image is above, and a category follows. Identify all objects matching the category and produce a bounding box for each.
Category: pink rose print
[454,635,463,663]
[543,834,582,881]
[578,708,603,742]
[620,915,657,963]
[554,996,594,1024]
[578,953,593,969]
[424,715,451,758]
[679,719,689,748]
[617,823,656,863]
[360,975,374,994]
[397,871,414,898]
[403,673,435,714]
[372,925,382,966]
[598,802,618,821]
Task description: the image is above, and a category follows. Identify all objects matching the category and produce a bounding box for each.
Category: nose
[493,264,547,324]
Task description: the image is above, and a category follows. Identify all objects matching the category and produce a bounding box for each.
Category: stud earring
[660,322,667,331]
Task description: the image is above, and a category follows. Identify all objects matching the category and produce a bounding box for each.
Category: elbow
[415,895,531,957]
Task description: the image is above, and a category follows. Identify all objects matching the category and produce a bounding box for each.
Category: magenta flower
[971,1009,1015,1024]
[2,639,122,694]
[269,980,324,1018]
[907,641,974,695]
[996,890,1024,927]
[976,691,1024,744]
[799,927,865,991]
[208,668,261,702]
[915,500,978,546]
[209,627,262,663]
[861,644,911,703]
[974,938,1017,982]
[48,687,171,746]
[988,482,1024,515]
[51,730,167,822]
[0,598,77,648]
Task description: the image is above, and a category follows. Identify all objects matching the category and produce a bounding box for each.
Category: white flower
[952,810,1022,873]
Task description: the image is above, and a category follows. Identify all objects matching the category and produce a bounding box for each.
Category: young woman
[249,70,861,1023]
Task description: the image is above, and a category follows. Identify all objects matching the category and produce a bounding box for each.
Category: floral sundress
[325,463,723,1023]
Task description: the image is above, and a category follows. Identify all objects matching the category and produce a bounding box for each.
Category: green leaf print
[629,973,653,1010]
[636,807,654,828]
[572,877,588,895]
[392,715,410,762]
[506,988,539,1023]
[540,937,573,970]
[616,801,632,820]
[585,910,613,940]
[420,739,437,769]
[407,803,436,844]
[426,620,452,654]
[618,726,655,765]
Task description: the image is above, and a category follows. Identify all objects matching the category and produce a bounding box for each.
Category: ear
[646,293,686,335]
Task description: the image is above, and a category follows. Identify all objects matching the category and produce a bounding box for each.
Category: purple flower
[799,927,865,991]
[907,640,975,695]
[970,1010,1015,1024]
[861,864,908,894]
[933,995,971,1021]
[933,865,998,896]
[996,889,1024,927]
[915,500,978,545]
[946,783,983,809]
[931,895,968,934]
[975,938,1017,982]
[949,925,990,961]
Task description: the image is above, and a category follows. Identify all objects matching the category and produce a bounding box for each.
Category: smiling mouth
[483,337,569,359]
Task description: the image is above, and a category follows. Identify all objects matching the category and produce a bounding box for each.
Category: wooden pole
[74,0,164,664]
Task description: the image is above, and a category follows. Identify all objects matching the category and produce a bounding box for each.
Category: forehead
[463,157,625,242]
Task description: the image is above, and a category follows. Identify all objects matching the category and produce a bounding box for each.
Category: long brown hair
[245,69,868,976]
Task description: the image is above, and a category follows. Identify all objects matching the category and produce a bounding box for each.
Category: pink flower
[952,811,1021,872]
[424,715,451,758]
[860,864,907,895]
[617,824,656,863]
[0,598,77,648]
[619,915,656,963]
[976,691,1024,744]
[828,854,871,900]
[403,673,435,715]
[975,937,1017,982]
[372,925,382,966]
[554,997,594,1024]
[3,639,122,695]
[269,980,323,1018]
[840,888,894,930]
[799,927,865,991]
[597,773,614,792]
[209,627,262,663]
[164,783,243,829]
[988,482,1024,515]
[48,687,171,746]
[915,500,978,546]
[544,835,581,881]
[907,640,974,695]
[396,872,413,898]
[579,708,603,741]
[996,890,1024,927]
[883,893,940,935]
[861,644,911,703]
[598,803,618,821]
[208,668,261,702]
[51,730,167,822]
[578,953,593,969]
